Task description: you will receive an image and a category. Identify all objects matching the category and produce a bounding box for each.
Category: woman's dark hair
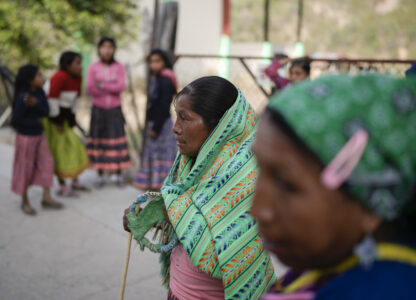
[274,53,289,60]
[98,36,116,48]
[13,64,39,107]
[290,58,311,75]
[147,49,173,70]
[59,51,81,71]
[98,37,116,63]
[176,76,238,130]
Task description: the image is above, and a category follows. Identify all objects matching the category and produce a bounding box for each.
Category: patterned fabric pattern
[87,106,131,171]
[134,119,177,190]
[162,91,276,299]
[167,289,179,300]
[261,243,416,299]
[267,74,416,220]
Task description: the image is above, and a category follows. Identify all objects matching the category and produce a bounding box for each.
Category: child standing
[11,64,63,215]
[86,37,131,186]
[133,49,178,191]
[264,56,311,91]
[43,51,90,196]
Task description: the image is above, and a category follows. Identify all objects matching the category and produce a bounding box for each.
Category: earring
[353,235,377,269]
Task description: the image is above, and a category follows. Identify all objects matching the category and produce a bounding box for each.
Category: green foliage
[0,0,138,71]
[231,0,416,59]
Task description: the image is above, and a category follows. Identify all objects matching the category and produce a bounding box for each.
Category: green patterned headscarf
[267,74,416,220]
[162,90,276,299]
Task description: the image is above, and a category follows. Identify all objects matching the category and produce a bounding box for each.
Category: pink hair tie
[321,129,369,189]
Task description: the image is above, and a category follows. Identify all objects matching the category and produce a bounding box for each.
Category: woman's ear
[360,210,382,235]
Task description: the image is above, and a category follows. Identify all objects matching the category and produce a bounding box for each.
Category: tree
[0,0,138,71]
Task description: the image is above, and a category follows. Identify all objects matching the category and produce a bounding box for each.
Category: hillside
[231,0,416,59]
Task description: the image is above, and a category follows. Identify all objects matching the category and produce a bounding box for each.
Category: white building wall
[176,0,221,55]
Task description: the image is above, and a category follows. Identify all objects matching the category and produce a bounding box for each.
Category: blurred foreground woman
[251,75,416,300]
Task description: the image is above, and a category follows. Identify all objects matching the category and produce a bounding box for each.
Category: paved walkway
[0,138,166,300]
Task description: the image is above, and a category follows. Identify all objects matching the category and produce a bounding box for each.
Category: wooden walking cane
[119,232,133,300]
[118,191,166,299]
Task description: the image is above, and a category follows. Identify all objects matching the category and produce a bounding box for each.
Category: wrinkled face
[31,71,44,89]
[67,56,82,77]
[251,114,376,270]
[149,54,165,75]
[173,94,212,157]
[289,65,308,84]
[98,41,115,63]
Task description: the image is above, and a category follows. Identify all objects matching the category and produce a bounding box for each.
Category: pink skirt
[11,134,54,195]
[169,245,225,300]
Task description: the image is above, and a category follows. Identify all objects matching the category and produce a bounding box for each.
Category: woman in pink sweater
[86,37,131,186]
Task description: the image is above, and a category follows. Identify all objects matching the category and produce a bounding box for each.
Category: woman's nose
[250,181,275,224]
[173,119,181,135]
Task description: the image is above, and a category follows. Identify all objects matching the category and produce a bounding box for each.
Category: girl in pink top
[86,37,131,186]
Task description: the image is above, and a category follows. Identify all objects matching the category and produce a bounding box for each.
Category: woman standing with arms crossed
[11,65,63,214]
[86,37,131,186]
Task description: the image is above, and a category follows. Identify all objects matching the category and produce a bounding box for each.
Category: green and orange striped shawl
[161,90,276,299]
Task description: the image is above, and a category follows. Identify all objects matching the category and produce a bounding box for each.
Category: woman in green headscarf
[124,76,275,299]
[251,74,416,300]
